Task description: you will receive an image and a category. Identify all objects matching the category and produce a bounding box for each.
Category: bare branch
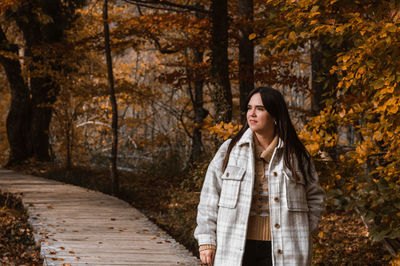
[123,0,209,14]
[179,101,193,139]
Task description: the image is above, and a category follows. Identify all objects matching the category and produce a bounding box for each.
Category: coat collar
[237,128,284,149]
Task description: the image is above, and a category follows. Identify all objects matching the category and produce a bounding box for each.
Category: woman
[194,87,325,266]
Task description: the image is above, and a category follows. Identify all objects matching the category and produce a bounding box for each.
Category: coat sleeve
[194,139,231,246]
[305,159,326,235]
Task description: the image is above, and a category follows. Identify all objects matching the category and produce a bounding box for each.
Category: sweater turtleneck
[246,133,278,241]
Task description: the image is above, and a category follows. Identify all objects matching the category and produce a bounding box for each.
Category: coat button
[277,249,283,254]
[274,223,280,229]
[273,172,278,177]
[226,172,229,177]
[274,197,279,202]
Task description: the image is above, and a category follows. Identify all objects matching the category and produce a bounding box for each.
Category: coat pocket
[284,169,309,212]
[218,165,246,209]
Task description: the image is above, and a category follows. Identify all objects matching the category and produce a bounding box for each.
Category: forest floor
[7,160,393,265]
[0,191,43,265]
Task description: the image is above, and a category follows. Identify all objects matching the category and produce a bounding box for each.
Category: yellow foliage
[248,33,257,40]
[206,122,242,140]
[390,253,400,266]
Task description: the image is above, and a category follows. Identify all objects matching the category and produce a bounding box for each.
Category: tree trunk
[190,48,208,164]
[0,27,33,166]
[210,0,232,123]
[2,0,84,165]
[310,39,339,160]
[103,0,119,195]
[29,72,58,161]
[238,0,254,124]
[310,40,334,115]
[11,1,64,163]
[65,118,72,170]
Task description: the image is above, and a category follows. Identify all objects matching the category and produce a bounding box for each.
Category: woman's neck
[254,129,276,150]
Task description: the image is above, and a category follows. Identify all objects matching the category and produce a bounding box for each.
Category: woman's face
[246,92,275,135]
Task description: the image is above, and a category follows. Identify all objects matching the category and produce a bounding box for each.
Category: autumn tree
[103,0,119,194]
[257,0,400,258]
[0,25,31,165]
[238,0,254,123]
[0,0,85,165]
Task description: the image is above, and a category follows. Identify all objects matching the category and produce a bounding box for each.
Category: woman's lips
[249,120,257,124]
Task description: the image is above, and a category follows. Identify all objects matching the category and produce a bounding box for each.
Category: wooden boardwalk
[0,169,201,265]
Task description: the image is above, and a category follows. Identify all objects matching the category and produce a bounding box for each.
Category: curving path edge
[0,169,201,265]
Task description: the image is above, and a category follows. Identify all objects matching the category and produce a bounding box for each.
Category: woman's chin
[250,127,274,135]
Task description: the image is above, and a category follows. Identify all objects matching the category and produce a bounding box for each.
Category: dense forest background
[1,0,400,264]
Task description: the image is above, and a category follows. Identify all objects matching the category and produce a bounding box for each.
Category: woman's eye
[257,107,265,111]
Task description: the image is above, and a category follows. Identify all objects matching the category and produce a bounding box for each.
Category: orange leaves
[372,131,383,142]
[375,96,400,115]
[0,192,43,264]
[248,33,257,40]
[355,142,369,164]
[257,0,400,252]
[206,122,242,140]
[310,5,319,14]
[390,253,400,266]
[0,0,20,14]
[288,31,296,40]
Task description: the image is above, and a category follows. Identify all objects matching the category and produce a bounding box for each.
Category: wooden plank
[0,169,201,265]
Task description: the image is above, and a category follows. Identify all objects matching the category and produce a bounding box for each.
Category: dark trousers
[242,239,273,266]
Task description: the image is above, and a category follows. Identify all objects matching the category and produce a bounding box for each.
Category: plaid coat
[194,128,325,266]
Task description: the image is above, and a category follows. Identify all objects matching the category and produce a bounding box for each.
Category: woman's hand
[200,249,215,266]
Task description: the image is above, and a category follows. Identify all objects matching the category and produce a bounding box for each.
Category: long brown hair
[222,87,312,183]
